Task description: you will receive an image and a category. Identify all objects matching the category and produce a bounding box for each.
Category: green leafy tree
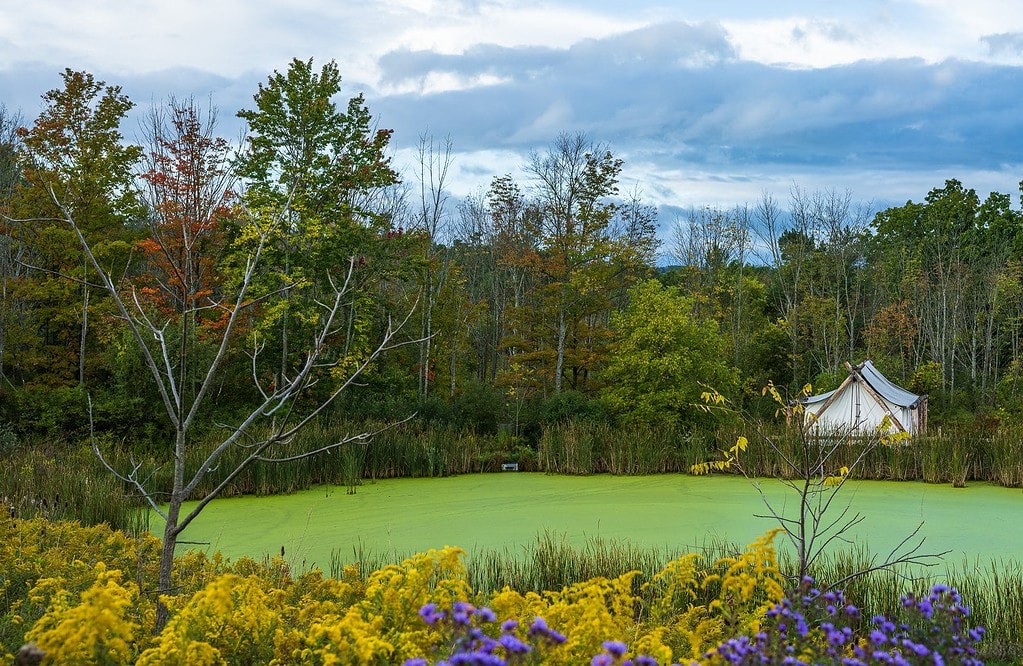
[11,70,141,393]
[503,133,655,396]
[601,279,738,427]
[234,57,400,388]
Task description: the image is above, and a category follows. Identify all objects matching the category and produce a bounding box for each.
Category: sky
[2,0,1023,242]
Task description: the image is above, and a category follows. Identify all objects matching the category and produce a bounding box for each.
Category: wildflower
[527,616,566,645]
[420,603,445,625]
[602,640,628,659]
[498,633,531,655]
[452,601,475,626]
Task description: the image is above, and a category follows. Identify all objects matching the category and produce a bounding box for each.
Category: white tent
[802,360,928,436]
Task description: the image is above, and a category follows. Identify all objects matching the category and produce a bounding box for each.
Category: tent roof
[803,360,923,408]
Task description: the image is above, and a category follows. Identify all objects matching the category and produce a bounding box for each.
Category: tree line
[2,58,1023,443]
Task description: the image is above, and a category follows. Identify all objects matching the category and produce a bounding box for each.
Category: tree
[410,134,454,398]
[133,98,239,422]
[601,279,738,428]
[0,104,24,390]
[671,203,759,368]
[506,132,653,396]
[234,57,400,389]
[871,180,981,395]
[17,67,414,632]
[12,70,141,391]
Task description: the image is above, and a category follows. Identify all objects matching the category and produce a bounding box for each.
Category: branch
[86,394,167,521]
[13,258,109,289]
[182,233,268,432]
[177,268,423,516]
[256,414,416,463]
[826,522,949,589]
[48,186,181,429]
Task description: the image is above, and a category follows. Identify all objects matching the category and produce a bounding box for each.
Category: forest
[2,59,1022,448]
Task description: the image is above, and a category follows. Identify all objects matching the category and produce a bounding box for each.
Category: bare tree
[411,133,454,398]
[14,82,416,631]
[693,384,945,586]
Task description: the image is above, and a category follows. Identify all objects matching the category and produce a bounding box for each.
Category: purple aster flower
[499,633,532,655]
[448,653,504,666]
[475,606,497,623]
[419,603,445,625]
[916,598,934,619]
[527,616,566,644]
[452,601,474,626]
[603,641,628,659]
[592,655,614,666]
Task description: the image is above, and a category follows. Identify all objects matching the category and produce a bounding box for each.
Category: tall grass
[538,421,705,475]
[330,532,747,607]
[947,559,1023,661]
[0,438,148,534]
[988,425,1023,487]
[703,421,1023,488]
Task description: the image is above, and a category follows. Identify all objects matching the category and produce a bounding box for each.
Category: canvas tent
[801,360,928,436]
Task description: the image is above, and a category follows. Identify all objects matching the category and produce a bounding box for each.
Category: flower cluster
[408,603,679,666]
[407,581,986,666]
[705,579,985,665]
[403,601,567,666]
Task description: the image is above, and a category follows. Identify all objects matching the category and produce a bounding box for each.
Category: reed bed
[538,421,705,475]
[55,416,1023,510]
[686,421,1023,488]
[0,439,148,534]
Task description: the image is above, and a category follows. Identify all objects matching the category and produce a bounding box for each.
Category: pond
[171,473,1023,571]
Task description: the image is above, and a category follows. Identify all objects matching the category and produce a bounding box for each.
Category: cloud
[5,5,1023,219]
[372,25,1023,177]
[982,32,1023,56]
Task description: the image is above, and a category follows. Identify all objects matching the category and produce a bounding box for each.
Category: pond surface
[172,473,1023,572]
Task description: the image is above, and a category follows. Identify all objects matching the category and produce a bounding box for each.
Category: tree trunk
[155,498,180,632]
[79,281,89,386]
[554,287,567,393]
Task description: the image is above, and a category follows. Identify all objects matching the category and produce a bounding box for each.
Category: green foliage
[8,69,142,393]
[910,360,943,396]
[602,280,739,428]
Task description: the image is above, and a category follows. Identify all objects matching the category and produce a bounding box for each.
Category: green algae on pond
[167,474,1023,571]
